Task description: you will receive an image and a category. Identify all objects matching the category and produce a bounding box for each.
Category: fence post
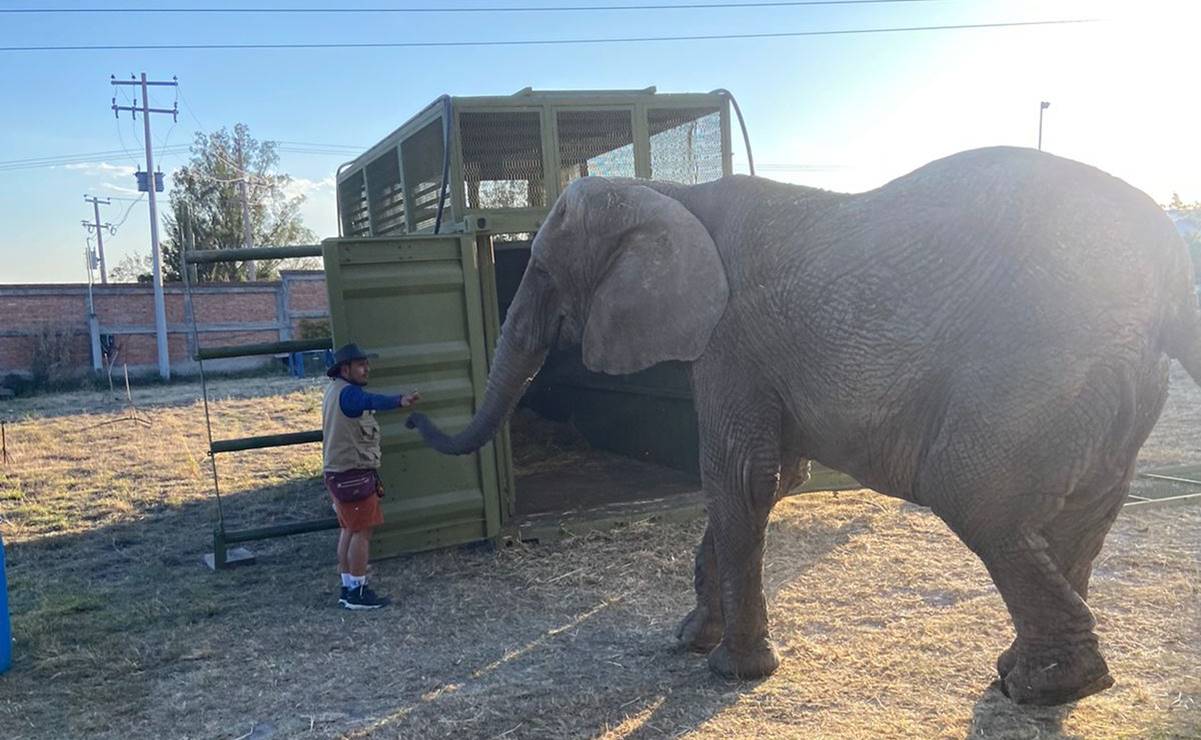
[182,211,198,363]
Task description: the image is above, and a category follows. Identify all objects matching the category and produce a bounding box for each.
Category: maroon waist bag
[324,469,382,503]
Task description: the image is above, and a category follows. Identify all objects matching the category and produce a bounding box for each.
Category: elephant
[406,146,1201,706]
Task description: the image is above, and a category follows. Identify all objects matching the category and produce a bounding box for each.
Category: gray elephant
[407,146,1201,706]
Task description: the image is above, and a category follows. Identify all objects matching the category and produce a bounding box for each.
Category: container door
[322,235,501,557]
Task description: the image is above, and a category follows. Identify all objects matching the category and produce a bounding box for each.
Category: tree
[162,123,316,282]
[1167,193,1201,279]
[109,251,154,283]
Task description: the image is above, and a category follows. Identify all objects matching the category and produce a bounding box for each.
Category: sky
[1,0,1198,284]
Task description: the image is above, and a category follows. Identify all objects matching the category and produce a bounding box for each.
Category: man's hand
[400,391,422,408]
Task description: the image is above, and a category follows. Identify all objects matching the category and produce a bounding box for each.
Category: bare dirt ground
[0,366,1198,739]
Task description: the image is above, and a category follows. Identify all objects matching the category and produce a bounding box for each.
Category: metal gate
[322,234,504,557]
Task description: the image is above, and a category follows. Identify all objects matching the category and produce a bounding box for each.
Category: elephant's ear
[582,185,729,375]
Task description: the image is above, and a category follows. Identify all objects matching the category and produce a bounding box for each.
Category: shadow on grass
[1,475,335,736]
[342,515,868,739]
[967,676,1200,739]
[0,478,867,739]
[967,683,1071,738]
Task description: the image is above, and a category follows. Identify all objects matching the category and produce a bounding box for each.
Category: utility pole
[236,133,256,280]
[1038,101,1050,151]
[82,195,112,284]
[83,240,103,371]
[112,73,177,381]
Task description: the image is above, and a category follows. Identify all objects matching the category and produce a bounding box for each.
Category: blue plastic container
[0,532,10,674]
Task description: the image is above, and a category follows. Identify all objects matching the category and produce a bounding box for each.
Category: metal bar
[210,429,322,454]
[212,524,228,569]
[112,80,178,87]
[1139,472,1201,488]
[113,105,178,114]
[184,245,323,264]
[195,337,332,360]
[1124,492,1201,507]
[223,517,341,544]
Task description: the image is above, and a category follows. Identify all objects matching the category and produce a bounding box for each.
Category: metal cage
[335,87,735,238]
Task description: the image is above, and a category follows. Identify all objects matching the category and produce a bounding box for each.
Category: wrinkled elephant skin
[408,147,1201,705]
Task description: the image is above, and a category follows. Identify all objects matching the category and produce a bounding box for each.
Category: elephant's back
[774,148,1183,467]
[820,147,1183,357]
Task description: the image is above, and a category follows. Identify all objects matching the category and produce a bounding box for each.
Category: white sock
[347,575,365,589]
[341,573,354,588]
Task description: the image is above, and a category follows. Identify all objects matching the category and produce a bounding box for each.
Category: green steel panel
[473,235,517,520]
[322,235,501,558]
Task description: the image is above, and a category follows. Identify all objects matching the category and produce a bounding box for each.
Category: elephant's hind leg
[972,526,1113,705]
[995,358,1168,690]
[932,467,1113,704]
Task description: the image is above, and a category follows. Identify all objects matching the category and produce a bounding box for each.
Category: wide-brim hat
[326,343,379,377]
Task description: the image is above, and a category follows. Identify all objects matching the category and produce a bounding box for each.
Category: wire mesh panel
[401,119,449,232]
[338,172,371,237]
[648,107,724,184]
[460,111,546,210]
[556,109,636,189]
[365,149,406,235]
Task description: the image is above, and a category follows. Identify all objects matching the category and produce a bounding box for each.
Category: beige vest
[322,377,382,472]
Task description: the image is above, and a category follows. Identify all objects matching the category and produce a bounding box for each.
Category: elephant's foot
[707,638,780,680]
[676,607,722,654]
[996,640,1019,679]
[999,640,1113,705]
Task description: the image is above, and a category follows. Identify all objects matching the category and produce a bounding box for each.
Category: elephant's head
[406,176,730,455]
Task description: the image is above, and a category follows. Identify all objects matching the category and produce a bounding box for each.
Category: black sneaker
[342,584,390,610]
[338,586,349,606]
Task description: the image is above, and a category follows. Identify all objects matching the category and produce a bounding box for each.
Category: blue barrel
[0,532,10,674]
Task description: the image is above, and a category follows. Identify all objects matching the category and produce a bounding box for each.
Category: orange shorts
[328,483,385,532]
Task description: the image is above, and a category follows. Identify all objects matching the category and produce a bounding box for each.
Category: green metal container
[323,235,506,555]
[326,89,856,558]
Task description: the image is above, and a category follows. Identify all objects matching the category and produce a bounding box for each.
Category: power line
[274,140,363,150]
[110,194,146,233]
[0,146,187,168]
[0,1,950,15]
[0,147,189,172]
[0,19,1099,52]
[115,96,143,167]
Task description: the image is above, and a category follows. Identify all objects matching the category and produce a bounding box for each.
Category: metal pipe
[194,337,332,361]
[1139,472,1201,487]
[710,88,754,176]
[434,94,452,234]
[184,245,323,264]
[210,429,323,454]
[223,517,341,544]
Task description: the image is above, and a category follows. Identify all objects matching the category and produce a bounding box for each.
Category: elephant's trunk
[406,266,556,455]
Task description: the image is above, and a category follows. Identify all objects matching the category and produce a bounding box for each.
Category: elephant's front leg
[706,485,779,679]
[691,389,787,679]
[679,423,807,656]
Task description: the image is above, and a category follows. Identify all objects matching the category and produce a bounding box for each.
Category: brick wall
[0,271,330,376]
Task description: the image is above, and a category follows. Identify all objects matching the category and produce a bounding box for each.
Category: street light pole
[1038,101,1051,151]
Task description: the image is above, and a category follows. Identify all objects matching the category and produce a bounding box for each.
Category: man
[322,343,420,610]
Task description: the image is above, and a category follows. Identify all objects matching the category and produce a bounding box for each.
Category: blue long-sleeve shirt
[339,383,404,418]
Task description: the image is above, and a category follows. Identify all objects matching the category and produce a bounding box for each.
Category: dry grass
[0,366,1198,739]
